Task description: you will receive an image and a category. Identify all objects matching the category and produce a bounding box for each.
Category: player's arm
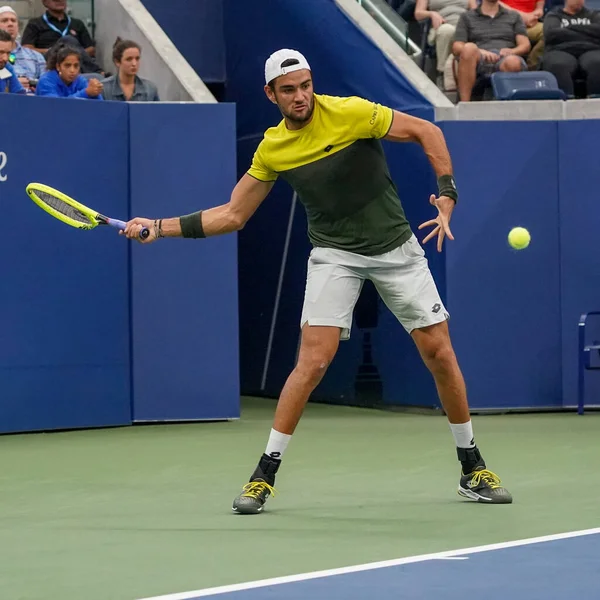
[384,110,457,252]
[123,174,274,242]
[384,111,453,180]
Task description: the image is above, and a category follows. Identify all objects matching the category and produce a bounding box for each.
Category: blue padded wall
[129,103,240,421]
[558,121,600,408]
[0,95,131,433]
[441,120,562,410]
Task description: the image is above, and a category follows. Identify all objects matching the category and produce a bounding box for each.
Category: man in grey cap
[123,49,513,513]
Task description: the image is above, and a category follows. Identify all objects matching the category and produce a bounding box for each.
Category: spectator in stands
[21,0,102,74]
[0,6,46,93]
[542,0,600,97]
[452,0,531,101]
[415,0,477,86]
[102,39,159,102]
[36,42,102,99]
[0,29,25,93]
[500,0,545,68]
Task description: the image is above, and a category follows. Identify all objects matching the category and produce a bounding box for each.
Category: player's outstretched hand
[121,217,157,243]
[418,194,455,253]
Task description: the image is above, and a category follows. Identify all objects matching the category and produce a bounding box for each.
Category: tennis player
[123,49,513,513]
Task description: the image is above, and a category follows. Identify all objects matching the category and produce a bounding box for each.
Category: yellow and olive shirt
[248,93,412,256]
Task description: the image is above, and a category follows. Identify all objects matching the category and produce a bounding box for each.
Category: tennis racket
[25,183,149,239]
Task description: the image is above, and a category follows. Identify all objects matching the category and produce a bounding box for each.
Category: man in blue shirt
[0,29,25,93]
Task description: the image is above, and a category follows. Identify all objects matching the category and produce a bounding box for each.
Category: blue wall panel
[140,0,225,83]
[558,121,600,408]
[441,121,562,410]
[129,103,239,421]
[0,95,131,433]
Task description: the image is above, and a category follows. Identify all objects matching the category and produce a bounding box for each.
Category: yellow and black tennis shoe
[232,453,281,514]
[232,479,277,514]
[458,467,513,504]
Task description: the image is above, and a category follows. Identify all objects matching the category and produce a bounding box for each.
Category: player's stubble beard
[278,93,315,125]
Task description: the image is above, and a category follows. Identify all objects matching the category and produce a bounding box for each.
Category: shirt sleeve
[247,141,278,182]
[35,51,47,77]
[7,67,25,94]
[453,13,469,43]
[35,74,58,96]
[343,96,394,139]
[513,13,527,37]
[77,22,94,49]
[20,20,39,47]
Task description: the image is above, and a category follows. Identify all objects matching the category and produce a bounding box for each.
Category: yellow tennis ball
[508,227,530,250]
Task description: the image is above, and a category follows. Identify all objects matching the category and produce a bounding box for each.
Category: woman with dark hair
[102,38,159,102]
[35,42,103,99]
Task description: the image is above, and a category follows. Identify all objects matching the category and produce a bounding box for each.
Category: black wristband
[438,174,458,202]
[179,210,205,238]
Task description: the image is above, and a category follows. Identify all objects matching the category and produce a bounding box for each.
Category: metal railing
[355,0,421,56]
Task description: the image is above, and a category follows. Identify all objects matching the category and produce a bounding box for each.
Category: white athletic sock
[265,428,292,460]
[449,421,475,448]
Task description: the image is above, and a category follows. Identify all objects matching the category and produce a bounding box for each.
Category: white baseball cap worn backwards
[265,49,311,85]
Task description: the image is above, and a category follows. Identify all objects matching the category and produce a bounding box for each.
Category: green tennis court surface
[0,397,598,600]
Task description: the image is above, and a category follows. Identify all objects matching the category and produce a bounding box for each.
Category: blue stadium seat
[491,71,567,100]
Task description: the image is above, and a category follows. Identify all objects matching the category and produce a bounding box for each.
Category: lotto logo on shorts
[432,303,441,314]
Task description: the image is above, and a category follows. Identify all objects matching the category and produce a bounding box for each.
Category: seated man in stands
[542,0,600,97]
[0,29,25,93]
[36,41,103,99]
[414,0,478,89]
[0,6,46,93]
[499,0,545,68]
[452,0,531,101]
[102,39,159,102]
[21,0,102,74]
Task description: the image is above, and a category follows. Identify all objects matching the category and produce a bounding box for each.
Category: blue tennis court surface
[140,528,600,600]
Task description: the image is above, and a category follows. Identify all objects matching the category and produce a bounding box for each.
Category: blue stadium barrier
[441,120,562,411]
[2,93,599,430]
[0,94,131,433]
[0,95,239,434]
[558,120,600,410]
[129,103,240,422]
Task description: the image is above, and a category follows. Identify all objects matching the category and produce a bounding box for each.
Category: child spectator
[36,42,103,99]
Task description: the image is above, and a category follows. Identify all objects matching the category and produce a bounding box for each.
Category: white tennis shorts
[300,235,449,340]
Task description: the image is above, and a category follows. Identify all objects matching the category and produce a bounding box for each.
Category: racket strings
[34,190,92,225]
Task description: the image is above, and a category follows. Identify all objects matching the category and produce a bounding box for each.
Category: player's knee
[418,332,456,372]
[297,351,333,384]
[427,343,456,374]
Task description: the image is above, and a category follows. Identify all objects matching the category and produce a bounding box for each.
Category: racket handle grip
[111,219,150,240]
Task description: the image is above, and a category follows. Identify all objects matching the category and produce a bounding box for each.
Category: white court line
[137,527,600,600]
